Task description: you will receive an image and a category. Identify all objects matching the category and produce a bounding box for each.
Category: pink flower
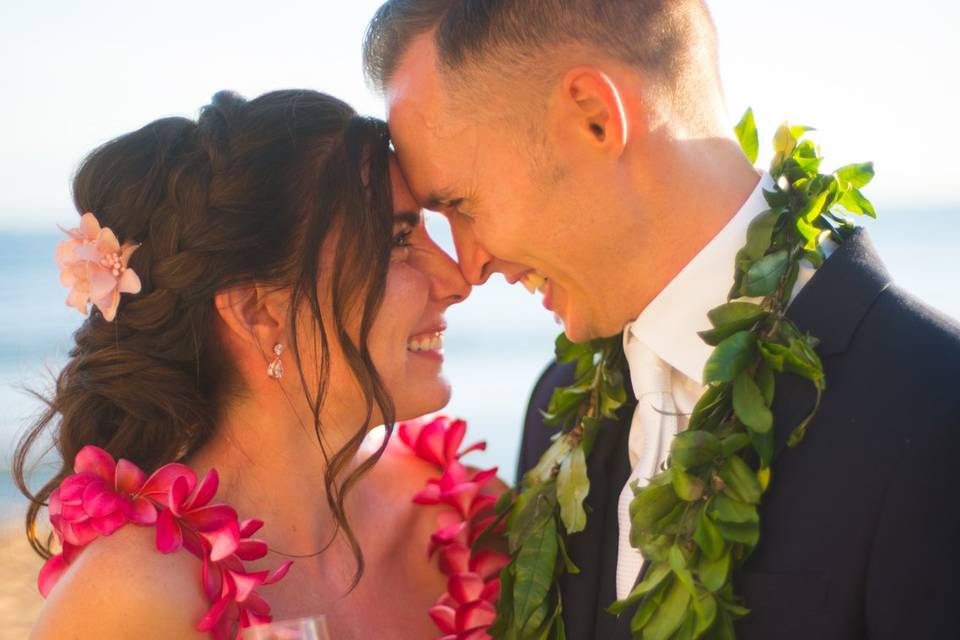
[37,445,292,639]
[397,415,510,640]
[414,461,499,520]
[398,416,486,468]
[56,212,141,321]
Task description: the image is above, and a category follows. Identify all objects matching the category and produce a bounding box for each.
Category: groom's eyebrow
[424,192,464,211]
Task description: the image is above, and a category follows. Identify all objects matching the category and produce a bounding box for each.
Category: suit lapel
[604,229,893,637]
[772,228,892,460]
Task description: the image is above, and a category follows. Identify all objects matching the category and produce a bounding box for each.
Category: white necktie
[615,338,678,600]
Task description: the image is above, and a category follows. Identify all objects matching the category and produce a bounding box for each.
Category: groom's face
[387,36,625,342]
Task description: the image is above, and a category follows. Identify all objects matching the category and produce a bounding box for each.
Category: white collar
[623,172,775,384]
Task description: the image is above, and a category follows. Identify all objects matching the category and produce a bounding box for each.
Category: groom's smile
[384,34,642,342]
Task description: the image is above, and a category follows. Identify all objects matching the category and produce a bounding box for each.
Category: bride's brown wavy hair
[13,89,396,585]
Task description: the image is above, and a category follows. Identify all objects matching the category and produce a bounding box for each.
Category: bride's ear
[214,284,288,359]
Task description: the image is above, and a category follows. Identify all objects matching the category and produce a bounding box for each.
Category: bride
[19,89,504,639]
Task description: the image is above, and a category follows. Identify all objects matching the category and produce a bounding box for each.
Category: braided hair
[14,89,396,586]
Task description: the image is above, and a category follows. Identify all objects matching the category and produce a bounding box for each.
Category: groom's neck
[619,135,760,319]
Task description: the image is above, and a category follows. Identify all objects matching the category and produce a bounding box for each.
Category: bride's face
[303,158,470,429]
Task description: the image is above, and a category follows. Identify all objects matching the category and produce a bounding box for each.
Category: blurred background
[0,0,958,634]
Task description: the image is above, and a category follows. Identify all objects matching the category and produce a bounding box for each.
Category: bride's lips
[407,324,446,362]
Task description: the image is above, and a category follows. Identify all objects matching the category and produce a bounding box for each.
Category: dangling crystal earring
[266,343,284,380]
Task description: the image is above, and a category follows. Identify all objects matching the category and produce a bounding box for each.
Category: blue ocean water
[2,208,958,520]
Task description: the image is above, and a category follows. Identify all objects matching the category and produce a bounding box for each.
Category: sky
[1,0,958,231]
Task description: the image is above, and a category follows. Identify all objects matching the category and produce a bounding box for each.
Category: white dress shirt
[614,173,835,598]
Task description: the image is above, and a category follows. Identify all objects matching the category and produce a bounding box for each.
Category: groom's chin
[559,312,623,345]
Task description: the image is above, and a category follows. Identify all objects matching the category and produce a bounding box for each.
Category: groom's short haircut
[363,0,719,115]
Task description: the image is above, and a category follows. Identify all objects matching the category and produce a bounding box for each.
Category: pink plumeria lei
[38,446,292,639]
[55,212,142,322]
[398,416,510,640]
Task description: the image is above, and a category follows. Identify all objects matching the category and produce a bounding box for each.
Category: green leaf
[694,592,719,636]
[672,468,706,502]
[629,482,680,548]
[755,362,775,406]
[513,517,558,635]
[718,455,763,504]
[670,430,720,468]
[719,433,751,457]
[795,216,821,251]
[703,331,757,385]
[556,529,579,575]
[799,190,829,223]
[508,482,557,550]
[529,437,572,485]
[668,545,697,597]
[804,248,825,269]
[749,426,774,467]
[694,510,724,560]
[643,577,691,640]
[742,249,789,297]
[758,339,824,389]
[609,563,672,614]
[839,187,876,218]
[734,108,759,164]
[772,122,796,156]
[709,493,759,524]
[733,372,774,434]
[714,520,760,546]
[835,162,875,189]
[744,209,781,261]
[631,576,670,631]
[688,385,730,432]
[698,548,731,593]
[763,188,789,208]
[491,560,516,638]
[556,446,589,534]
[554,332,590,363]
[707,301,768,329]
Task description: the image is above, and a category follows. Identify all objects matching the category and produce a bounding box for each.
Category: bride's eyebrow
[392,211,421,227]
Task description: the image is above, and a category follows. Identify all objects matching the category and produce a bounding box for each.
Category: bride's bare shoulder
[31,525,207,640]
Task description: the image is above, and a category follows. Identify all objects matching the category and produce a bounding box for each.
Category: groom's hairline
[363,0,719,101]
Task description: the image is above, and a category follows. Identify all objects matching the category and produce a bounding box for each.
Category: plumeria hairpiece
[55,212,142,322]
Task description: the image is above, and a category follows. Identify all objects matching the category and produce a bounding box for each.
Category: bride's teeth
[407,332,444,352]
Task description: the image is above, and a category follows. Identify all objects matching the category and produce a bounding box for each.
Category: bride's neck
[185,391,372,564]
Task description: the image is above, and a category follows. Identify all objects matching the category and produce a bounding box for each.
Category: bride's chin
[392,380,452,423]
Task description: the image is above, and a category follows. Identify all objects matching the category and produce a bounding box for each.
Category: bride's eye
[392,228,413,248]
[391,227,414,261]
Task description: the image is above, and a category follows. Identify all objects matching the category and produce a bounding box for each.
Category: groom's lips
[541,279,555,312]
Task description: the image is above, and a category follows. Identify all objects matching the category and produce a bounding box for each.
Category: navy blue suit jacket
[517,230,960,639]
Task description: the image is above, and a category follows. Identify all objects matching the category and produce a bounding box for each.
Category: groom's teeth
[407,332,444,352]
[520,271,548,294]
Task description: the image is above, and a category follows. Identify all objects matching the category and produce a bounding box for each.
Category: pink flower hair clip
[55,212,142,322]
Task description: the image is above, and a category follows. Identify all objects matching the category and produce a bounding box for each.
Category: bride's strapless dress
[36,415,507,640]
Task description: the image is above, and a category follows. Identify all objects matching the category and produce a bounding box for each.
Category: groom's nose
[450,225,496,286]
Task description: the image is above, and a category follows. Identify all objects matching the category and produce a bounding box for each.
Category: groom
[363,1,960,638]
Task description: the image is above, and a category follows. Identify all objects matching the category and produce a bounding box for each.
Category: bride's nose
[426,244,471,306]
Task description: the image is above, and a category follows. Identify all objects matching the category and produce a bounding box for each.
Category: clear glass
[241,615,330,640]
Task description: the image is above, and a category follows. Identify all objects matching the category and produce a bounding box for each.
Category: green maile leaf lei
[489,108,876,640]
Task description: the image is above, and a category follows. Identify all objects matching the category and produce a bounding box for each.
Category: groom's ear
[553,67,628,159]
